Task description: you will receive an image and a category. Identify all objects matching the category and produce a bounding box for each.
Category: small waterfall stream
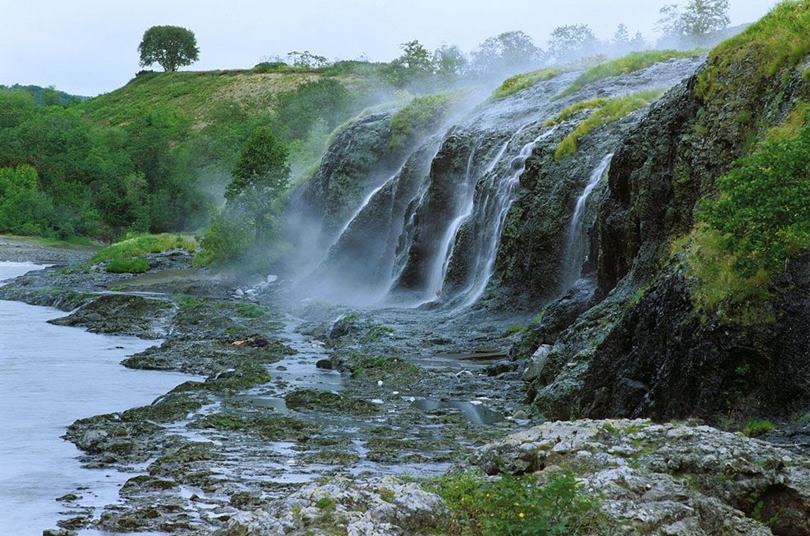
[451,127,558,309]
[562,153,613,289]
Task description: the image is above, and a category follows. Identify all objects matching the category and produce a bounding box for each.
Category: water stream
[0,262,195,536]
[562,153,613,289]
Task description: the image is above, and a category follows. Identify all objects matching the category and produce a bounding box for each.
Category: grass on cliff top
[559,49,702,97]
[492,68,560,100]
[91,233,197,273]
[552,89,664,160]
[80,70,323,127]
[390,92,460,151]
[429,469,606,535]
[697,0,810,102]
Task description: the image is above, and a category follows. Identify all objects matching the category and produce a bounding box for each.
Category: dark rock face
[526,52,810,422]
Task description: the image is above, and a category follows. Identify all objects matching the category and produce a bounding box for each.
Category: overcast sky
[1,0,781,96]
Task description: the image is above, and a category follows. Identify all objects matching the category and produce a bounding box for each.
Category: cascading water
[562,153,614,289]
[450,127,558,309]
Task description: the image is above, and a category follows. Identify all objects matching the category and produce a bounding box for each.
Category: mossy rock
[284,389,380,415]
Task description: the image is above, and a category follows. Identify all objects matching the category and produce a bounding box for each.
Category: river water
[0,262,193,535]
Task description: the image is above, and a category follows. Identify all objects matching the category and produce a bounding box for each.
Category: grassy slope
[80,70,345,127]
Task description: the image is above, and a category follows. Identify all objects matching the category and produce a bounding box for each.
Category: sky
[0,0,782,96]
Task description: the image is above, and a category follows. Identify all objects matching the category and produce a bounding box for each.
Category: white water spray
[562,153,613,289]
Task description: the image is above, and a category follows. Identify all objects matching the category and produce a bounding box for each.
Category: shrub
[560,49,702,97]
[700,106,810,278]
[105,256,150,274]
[194,210,254,267]
[430,469,605,535]
[492,68,560,100]
[743,419,776,437]
[390,93,458,151]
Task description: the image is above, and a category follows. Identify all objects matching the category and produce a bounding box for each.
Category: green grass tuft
[697,0,810,103]
[390,93,458,151]
[743,419,776,437]
[492,68,560,100]
[552,90,664,160]
[429,469,606,535]
[91,233,197,274]
[560,50,702,97]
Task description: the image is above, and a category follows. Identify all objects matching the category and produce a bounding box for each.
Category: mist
[1,0,780,96]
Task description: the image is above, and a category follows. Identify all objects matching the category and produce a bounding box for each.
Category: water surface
[0,262,193,535]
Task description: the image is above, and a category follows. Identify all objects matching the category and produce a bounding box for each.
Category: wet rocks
[217,476,447,536]
[284,389,380,415]
[467,419,810,535]
[50,294,174,338]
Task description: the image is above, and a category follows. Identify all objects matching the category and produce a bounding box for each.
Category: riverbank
[0,235,97,264]
[4,241,810,535]
[0,243,529,534]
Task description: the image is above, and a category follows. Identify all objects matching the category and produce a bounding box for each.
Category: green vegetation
[696,0,810,102]
[743,419,776,437]
[551,89,664,159]
[389,93,459,151]
[560,50,701,97]
[90,233,197,273]
[430,469,605,535]
[679,106,810,319]
[138,25,199,72]
[492,68,559,100]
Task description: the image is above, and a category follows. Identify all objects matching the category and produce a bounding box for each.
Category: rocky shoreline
[3,245,810,535]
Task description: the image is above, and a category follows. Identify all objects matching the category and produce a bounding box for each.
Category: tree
[287,50,329,69]
[386,40,434,87]
[472,31,541,76]
[548,25,598,63]
[227,127,290,242]
[432,45,468,84]
[138,26,199,72]
[658,0,730,39]
[613,24,630,46]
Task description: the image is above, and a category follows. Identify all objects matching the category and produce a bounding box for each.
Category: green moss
[360,325,395,343]
[105,256,150,273]
[428,469,606,535]
[696,0,810,103]
[233,302,267,319]
[340,352,422,385]
[552,90,664,160]
[492,68,560,100]
[560,50,702,97]
[504,324,528,336]
[192,412,321,441]
[378,487,396,503]
[390,93,458,151]
[743,419,776,437]
[284,389,380,415]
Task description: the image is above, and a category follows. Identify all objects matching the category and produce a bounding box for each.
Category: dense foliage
[389,93,458,151]
[0,90,203,239]
[431,470,605,535]
[138,25,200,72]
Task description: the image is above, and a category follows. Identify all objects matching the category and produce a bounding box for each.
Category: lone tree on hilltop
[138,25,199,72]
[659,0,730,39]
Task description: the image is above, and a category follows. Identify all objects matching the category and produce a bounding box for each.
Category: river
[0,262,193,536]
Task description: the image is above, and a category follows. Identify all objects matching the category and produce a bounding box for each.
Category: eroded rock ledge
[223,420,810,536]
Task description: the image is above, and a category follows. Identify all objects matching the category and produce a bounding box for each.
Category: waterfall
[328,163,408,251]
[451,127,558,309]
[562,153,613,289]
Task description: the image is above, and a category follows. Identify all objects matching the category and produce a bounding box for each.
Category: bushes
[551,90,663,159]
[680,105,810,318]
[194,211,254,267]
[431,469,604,535]
[492,68,560,100]
[743,419,776,437]
[0,165,58,236]
[700,106,810,278]
[560,49,702,97]
[91,233,197,273]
